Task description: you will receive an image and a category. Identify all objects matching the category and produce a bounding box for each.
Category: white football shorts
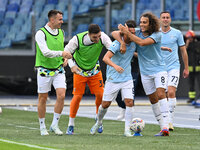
[103,80,134,102]
[37,72,66,93]
[141,71,167,95]
[167,69,180,88]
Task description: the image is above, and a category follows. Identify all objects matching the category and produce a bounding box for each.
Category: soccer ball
[130,118,145,133]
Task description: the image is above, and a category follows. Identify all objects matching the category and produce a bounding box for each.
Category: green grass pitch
[0,108,200,150]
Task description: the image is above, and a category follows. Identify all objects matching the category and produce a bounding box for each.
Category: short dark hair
[48,10,63,20]
[125,20,136,28]
[160,11,171,16]
[88,24,101,34]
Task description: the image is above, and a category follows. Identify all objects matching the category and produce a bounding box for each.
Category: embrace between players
[35,10,189,137]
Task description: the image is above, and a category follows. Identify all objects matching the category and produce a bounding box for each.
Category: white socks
[51,112,61,127]
[97,105,108,125]
[152,102,163,129]
[39,118,46,130]
[68,117,75,126]
[125,106,134,131]
[168,98,176,124]
[159,98,169,129]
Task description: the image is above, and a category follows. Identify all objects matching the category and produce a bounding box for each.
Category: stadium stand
[0,0,199,50]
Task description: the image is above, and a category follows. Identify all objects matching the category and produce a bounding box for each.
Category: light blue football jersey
[135,29,166,75]
[161,27,185,71]
[106,40,136,82]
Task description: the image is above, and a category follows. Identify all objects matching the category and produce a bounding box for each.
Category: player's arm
[103,51,124,73]
[35,30,71,59]
[111,31,126,54]
[180,46,189,78]
[161,47,172,52]
[118,24,154,46]
[64,36,81,74]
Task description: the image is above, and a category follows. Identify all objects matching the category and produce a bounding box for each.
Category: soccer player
[160,11,189,131]
[35,10,72,136]
[90,20,137,137]
[116,52,139,121]
[64,24,112,135]
[114,12,171,136]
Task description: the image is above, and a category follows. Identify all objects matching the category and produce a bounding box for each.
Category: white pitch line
[0,139,58,150]
[7,123,38,130]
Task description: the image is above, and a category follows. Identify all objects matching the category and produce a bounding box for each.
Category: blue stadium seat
[63,11,68,21]
[0,28,6,37]
[111,9,119,28]
[0,11,5,24]
[5,11,17,18]
[0,33,4,41]
[73,24,88,35]
[20,2,32,13]
[5,31,16,41]
[56,2,68,12]
[92,0,106,8]
[47,0,58,4]
[0,4,7,11]
[13,32,27,42]
[72,0,81,5]
[0,38,12,49]
[4,18,14,26]
[0,24,10,33]
[0,0,8,5]
[10,24,21,34]
[123,3,132,12]
[92,17,104,25]
[7,3,20,12]
[9,0,21,5]
[21,0,33,5]
[82,0,93,7]
[59,0,68,2]
[75,4,90,15]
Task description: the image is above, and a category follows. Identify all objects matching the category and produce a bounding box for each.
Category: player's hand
[63,58,68,67]
[71,66,81,74]
[62,51,72,59]
[120,42,126,54]
[115,65,124,73]
[118,24,129,35]
[183,69,189,78]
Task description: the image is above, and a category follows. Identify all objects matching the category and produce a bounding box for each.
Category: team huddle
[35,10,189,137]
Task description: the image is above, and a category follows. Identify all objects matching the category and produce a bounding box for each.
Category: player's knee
[102,101,110,108]
[167,90,175,98]
[73,94,83,102]
[157,93,166,100]
[57,93,65,101]
[124,99,133,107]
[95,93,103,99]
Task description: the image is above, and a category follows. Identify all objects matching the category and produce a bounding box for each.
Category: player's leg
[66,74,86,135]
[49,74,66,135]
[116,92,126,121]
[88,72,104,117]
[90,81,118,135]
[37,73,52,136]
[155,71,169,136]
[122,80,134,137]
[167,69,180,131]
[141,74,163,130]
[38,93,49,135]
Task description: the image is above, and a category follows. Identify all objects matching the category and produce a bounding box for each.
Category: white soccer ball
[130,118,145,133]
[0,107,2,114]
